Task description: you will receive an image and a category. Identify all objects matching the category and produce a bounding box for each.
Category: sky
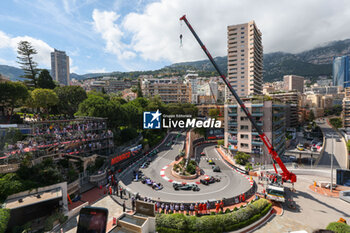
[1,0,350,74]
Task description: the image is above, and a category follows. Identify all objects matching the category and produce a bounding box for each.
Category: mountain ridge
[2,38,350,82]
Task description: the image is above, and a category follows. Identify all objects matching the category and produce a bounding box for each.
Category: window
[241,36,245,39]
[241,72,245,74]
[240,125,248,130]
[241,41,244,43]
[240,143,249,148]
[241,76,245,78]
[240,134,248,139]
[241,89,245,91]
[241,32,244,34]
[241,63,245,65]
[240,116,248,121]
[241,49,245,52]
[241,27,245,30]
[241,85,244,87]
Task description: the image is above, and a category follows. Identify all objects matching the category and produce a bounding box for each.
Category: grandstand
[0,117,114,167]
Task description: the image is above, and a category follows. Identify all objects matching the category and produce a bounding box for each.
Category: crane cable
[179,20,183,47]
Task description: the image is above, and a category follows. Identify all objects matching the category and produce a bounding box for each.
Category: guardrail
[0,163,20,174]
[89,170,107,183]
[67,179,80,195]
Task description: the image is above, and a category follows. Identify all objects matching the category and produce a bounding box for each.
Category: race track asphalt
[120,131,251,203]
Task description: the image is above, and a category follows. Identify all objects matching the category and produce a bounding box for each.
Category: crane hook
[180,34,183,47]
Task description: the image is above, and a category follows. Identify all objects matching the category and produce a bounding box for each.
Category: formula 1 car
[200,176,221,185]
[207,159,215,165]
[213,166,221,172]
[152,182,163,190]
[173,183,200,191]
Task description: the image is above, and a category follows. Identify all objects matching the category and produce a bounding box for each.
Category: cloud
[92,9,136,60]
[118,0,350,63]
[87,68,107,73]
[0,30,53,68]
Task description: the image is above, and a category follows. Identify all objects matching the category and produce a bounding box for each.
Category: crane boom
[180,15,296,183]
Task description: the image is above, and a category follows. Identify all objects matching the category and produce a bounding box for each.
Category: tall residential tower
[51,49,70,86]
[226,21,263,99]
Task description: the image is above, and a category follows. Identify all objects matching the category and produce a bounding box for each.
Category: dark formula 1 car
[152,182,163,190]
[200,176,221,185]
[173,183,200,191]
[213,166,221,172]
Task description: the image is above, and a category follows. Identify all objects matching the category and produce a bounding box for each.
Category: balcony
[273,112,284,117]
[252,140,263,146]
[256,122,263,127]
[228,112,238,117]
[252,112,263,117]
[228,122,238,126]
[229,139,238,144]
[228,130,237,134]
[273,119,284,126]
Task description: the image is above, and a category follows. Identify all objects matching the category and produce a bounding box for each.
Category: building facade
[283,75,304,93]
[333,56,350,88]
[269,91,300,128]
[50,49,70,86]
[343,87,350,129]
[224,100,286,164]
[141,77,190,103]
[226,21,263,99]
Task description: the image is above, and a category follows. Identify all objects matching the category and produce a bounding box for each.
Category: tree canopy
[17,41,39,88]
[0,81,28,119]
[37,69,56,89]
[54,85,87,117]
[31,88,59,114]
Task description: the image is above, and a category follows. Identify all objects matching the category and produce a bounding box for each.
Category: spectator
[165,204,169,214]
[189,203,194,215]
[220,200,224,212]
[170,203,174,213]
[206,201,210,214]
[203,202,207,215]
[123,201,126,212]
[198,203,203,215]
[194,203,198,216]
[215,201,220,214]
[161,203,165,212]
[175,203,179,213]
[180,203,184,214]
[132,197,135,211]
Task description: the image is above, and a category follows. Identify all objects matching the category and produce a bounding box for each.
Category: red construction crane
[180,15,296,183]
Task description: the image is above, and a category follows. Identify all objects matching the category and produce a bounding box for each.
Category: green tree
[54,86,87,117]
[137,80,143,97]
[326,222,350,233]
[0,81,28,120]
[234,151,251,166]
[76,94,113,118]
[0,208,10,233]
[37,69,56,89]
[0,173,24,202]
[209,108,220,118]
[17,41,39,88]
[31,88,59,114]
[308,110,315,122]
[329,117,342,129]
